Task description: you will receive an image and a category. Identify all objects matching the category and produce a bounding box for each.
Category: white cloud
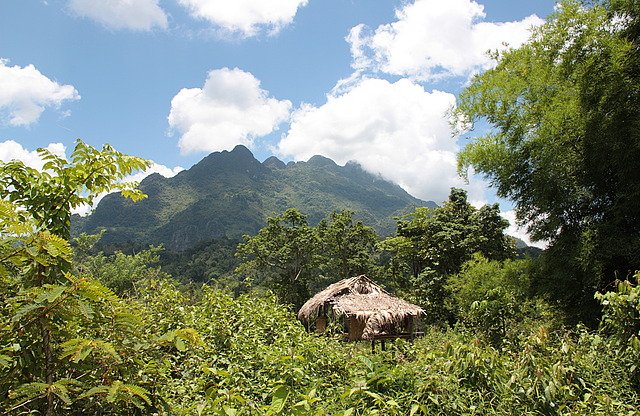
[277,77,485,203]
[346,24,372,72]
[349,0,543,80]
[0,59,80,126]
[68,0,168,31]
[168,67,291,154]
[125,162,185,184]
[501,210,547,249]
[0,140,66,169]
[177,0,308,37]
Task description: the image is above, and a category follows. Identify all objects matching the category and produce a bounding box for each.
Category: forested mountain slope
[73,145,435,250]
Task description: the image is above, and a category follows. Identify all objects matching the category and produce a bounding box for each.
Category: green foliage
[6,190,638,416]
[74,235,168,295]
[1,103,637,415]
[382,188,513,278]
[449,255,560,346]
[314,210,379,290]
[379,188,515,322]
[0,140,148,240]
[0,141,167,414]
[159,237,241,285]
[595,273,640,386]
[456,0,640,320]
[237,209,380,309]
[236,208,318,309]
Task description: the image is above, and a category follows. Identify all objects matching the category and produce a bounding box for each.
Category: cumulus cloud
[68,0,168,31]
[348,0,543,80]
[125,162,185,184]
[501,210,547,249]
[0,140,67,169]
[168,67,291,154]
[0,59,80,127]
[277,77,485,203]
[177,0,308,37]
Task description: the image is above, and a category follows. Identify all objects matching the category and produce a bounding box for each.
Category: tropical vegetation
[2,0,640,414]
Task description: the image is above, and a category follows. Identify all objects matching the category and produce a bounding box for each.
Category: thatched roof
[298,275,424,339]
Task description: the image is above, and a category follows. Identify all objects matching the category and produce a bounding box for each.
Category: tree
[455,0,640,319]
[379,188,514,322]
[381,188,513,279]
[380,207,432,281]
[236,208,318,309]
[0,141,148,241]
[236,209,382,308]
[74,236,167,296]
[0,141,162,414]
[314,210,378,288]
[447,255,544,346]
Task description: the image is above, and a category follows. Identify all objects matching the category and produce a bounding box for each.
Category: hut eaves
[297,275,424,329]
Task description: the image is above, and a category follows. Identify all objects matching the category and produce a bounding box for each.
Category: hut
[298,275,424,342]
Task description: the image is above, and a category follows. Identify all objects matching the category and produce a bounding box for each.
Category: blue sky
[0,0,557,244]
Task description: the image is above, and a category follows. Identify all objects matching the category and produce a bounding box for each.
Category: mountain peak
[263,156,286,169]
[307,155,337,168]
[230,144,252,156]
[187,144,264,177]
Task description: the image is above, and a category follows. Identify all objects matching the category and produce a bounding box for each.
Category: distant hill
[73,145,436,250]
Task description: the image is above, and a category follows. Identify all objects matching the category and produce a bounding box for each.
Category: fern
[11,303,42,323]
[106,380,152,406]
[0,199,34,236]
[60,338,121,363]
[113,308,142,332]
[76,385,109,401]
[9,382,48,401]
[34,284,66,304]
[0,353,12,367]
[75,278,120,304]
[38,231,73,262]
[157,327,204,351]
[49,381,72,405]
[9,380,76,407]
[75,299,95,319]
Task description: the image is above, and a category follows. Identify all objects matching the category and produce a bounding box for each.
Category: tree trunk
[42,319,54,416]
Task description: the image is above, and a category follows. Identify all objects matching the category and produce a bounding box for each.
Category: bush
[448,255,561,346]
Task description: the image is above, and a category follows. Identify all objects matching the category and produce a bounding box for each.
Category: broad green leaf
[267,385,289,415]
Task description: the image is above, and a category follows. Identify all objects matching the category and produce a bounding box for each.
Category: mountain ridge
[73,145,437,250]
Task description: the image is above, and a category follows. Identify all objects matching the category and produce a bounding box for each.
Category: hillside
[73,145,435,250]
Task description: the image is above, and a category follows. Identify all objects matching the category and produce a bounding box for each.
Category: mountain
[73,145,436,250]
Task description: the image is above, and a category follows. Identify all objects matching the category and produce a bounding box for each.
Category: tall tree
[379,189,514,322]
[381,188,513,279]
[315,210,378,285]
[236,208,318,309]
[0,141,162,414]
[455,0,640,318]
[236,209,381,308]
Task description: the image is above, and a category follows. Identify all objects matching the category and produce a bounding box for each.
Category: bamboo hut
[298,275,424,342]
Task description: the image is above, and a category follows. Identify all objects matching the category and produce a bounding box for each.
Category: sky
[0,0,557,246]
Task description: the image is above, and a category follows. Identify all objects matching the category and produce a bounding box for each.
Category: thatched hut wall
[315,315,327,334]
[347,316,366,341]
